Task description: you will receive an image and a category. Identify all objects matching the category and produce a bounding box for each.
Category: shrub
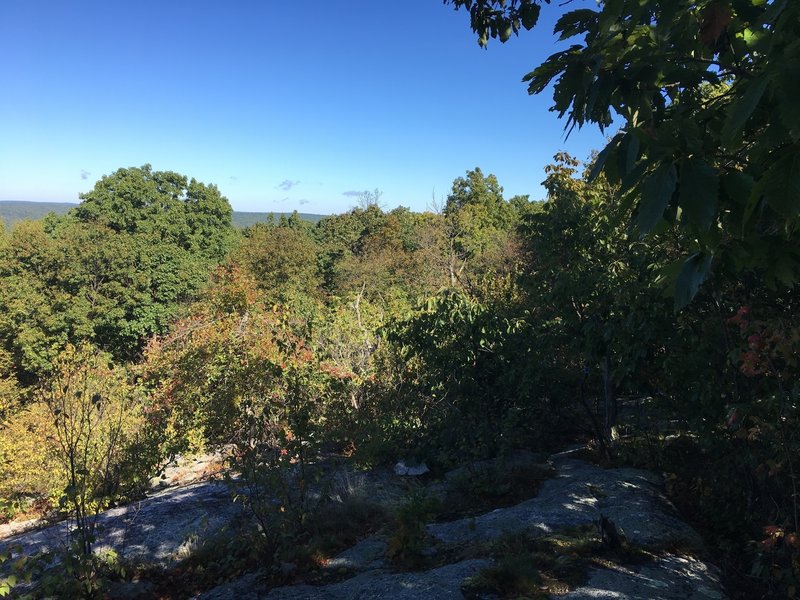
[0,344,155,524]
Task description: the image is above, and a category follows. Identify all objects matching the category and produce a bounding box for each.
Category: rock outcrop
[195,449,724,600]
[1,449,726,599]
[0,480,243,566]
[428,452,701,549]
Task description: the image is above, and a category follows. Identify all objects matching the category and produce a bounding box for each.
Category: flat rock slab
[564,554,725,600]
[196,559,491,600]
[0,459,404,571]
[196,553,727,600]
[195,454,722,599]
[0,480,242,566]
[323,536,388,573]
[428,457,700,549]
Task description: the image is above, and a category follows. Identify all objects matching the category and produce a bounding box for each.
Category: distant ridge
[0,201,77,225]
[0,201,326,228]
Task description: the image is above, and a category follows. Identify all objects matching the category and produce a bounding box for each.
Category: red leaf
[700,3,732,47]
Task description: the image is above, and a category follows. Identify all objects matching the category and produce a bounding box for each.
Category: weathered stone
[394,461,430,476]
[326,465,408,506]
[428,457,700,550]
[562,554,725,600]
[0,480,244,566]
[4,449,725,600]
[265,559,490,600]
[323,536,388,572]
[107,579,156,600]
[150,449,229,490]
[197,560,491,600]
[193,572,264,600]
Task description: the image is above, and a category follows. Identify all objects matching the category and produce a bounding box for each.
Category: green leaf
[770,253,800,288]
[587,133,623,183]
[674,253,713,311]
[722,74,770,145]
[524,47,580,96]
[777,65,800,142]
[718,171,758,232]
[554,9,598,41]
[757,0,789,26]
[0,575,16,597]
[760,146,800,219]
[619,130,640,178]
[679,159,719,231]
[656,258,685,295]
[521,3,541,30]
[619,160,648,194]
[637,163,677,235]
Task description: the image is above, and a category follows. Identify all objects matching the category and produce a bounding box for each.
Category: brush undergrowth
[461,524,653,599]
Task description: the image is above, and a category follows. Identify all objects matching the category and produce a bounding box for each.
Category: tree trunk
[603,352,617,441]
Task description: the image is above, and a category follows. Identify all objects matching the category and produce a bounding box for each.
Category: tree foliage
[142,265,336,452]
[520,154,800,597]
[0,344,153,526]
[0,167,235,379]
[235,222,320,304]
[73,165,233,260]
[444,0,548,46]
[446,0,800,306]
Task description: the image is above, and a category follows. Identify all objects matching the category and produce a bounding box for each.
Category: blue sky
[0,0,608,214]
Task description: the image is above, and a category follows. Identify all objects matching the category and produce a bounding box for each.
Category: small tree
[38,344,145,563]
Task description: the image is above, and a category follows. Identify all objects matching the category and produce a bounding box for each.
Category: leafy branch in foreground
[446,0,800,307]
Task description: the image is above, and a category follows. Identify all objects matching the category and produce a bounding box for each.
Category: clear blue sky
[0,0,608,214]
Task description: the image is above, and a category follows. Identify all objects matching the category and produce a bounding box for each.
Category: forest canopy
[0,166,234,380]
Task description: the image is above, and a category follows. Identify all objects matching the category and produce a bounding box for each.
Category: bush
[0,344,156,523]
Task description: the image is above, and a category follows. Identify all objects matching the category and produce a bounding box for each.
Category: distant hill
[0,201,76,225]
[0,201,326,229]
